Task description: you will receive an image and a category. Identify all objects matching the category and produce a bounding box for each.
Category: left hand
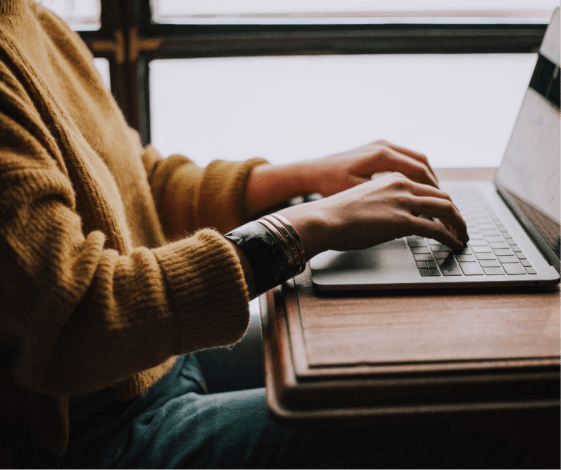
[244,140,439,220]
[308,140,439,197]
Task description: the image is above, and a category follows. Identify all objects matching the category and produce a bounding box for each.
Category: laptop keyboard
[407,188,536,277]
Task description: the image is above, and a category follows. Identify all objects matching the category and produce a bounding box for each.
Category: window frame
[81,0,548,145]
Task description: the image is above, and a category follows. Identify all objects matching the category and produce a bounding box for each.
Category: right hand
[278,172,468,260]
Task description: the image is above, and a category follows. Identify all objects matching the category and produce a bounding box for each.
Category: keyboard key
[414,254,434,261]
[520,259,533,267]
[503,263,526,275]
[501,231,512,238]
[468,233,485,240]
[434,252,452,259]
[481,230,501,236]
[483,267,505,275]
[471,246,492,253]
[426,260,437,269]
[407,238,427,247]
[474,253,497,260]
[498,255,518,263]
[479,259,501,267]
[505,238,517,245]
[515,252,527,259]
[477,223,495,230]
[468,239,488,246]
[430,244,451,252]
[525,267,537,274]
[411,247,432,254]
[456,254,477,262]
[510,245,522,252]
[439,257,462,276]
[485,236,504,243]
[460,262,484,275]
[419,268,441,277]
[489,242,509,249]
[493,248,513,256]
[416,261,427,269]
[454,246,472,255]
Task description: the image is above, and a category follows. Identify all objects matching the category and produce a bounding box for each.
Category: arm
[0,80,250,397]
[236,141,467,298]
[142,146,268,239]
[244,140,439,219]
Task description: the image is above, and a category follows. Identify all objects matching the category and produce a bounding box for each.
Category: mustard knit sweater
[0,0,267,457]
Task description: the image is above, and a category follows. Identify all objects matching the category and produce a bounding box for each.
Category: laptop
[310,8,560,291]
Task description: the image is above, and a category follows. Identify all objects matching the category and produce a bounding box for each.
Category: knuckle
[389,176,410,191]
[393,194,412,207]
[376,149,392,163]
[441,199,455,211]
[418,153,429,164]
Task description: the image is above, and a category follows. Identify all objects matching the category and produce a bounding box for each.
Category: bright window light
[150,54,537,169]
[39,0,100,31]
[152,0,558,24]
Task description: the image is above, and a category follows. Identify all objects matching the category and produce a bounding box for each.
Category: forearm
[244,161,319,219]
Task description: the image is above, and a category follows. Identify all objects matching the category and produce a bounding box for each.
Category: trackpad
[310,238,410,273]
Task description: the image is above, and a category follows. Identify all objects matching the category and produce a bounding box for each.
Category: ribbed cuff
[197,158,268,233]
[153,229,250,353]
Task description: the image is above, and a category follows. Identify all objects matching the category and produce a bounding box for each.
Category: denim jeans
[12,317,529,469]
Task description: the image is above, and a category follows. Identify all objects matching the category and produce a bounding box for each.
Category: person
[0,0,528,468]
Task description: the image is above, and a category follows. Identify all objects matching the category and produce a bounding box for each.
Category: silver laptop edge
[311,8,560,291]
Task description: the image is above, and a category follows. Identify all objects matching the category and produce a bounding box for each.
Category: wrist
[224,216,307,297]
[245,162,319,218]
[278,202,330,260]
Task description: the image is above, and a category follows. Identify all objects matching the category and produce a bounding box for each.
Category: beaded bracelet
[224,214,306,296]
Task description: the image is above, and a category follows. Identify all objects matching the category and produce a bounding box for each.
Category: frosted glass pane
[152,0,557,24]
[150,54,537,169]
[39,0,100,31]
[93,58,110,90]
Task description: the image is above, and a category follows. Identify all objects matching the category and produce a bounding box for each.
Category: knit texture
[0,0,267,457]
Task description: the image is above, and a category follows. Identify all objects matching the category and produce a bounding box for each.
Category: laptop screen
[494,8,560,271]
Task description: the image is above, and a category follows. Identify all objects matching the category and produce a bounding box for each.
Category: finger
[404,214,465,250]
[398,180,464,223]
[379,141,438,183]
[372,148,439,188]
[409,197,468,244]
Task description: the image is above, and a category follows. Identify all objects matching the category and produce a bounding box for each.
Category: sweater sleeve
[0,81,250,398]
[142,145,268,240]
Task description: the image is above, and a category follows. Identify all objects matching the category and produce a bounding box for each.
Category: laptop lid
[494,7,560,273]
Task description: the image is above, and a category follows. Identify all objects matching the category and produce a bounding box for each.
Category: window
[47,0,557,167]
[150,54,537,168]
[40,0,100,30]
[152,0,558,25]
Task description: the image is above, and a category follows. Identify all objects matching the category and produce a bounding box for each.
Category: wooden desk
[260,168,560,467]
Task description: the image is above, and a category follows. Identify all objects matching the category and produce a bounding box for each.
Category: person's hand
[278,172,468,260]
[308,140,439,197]
[244,140,439,219]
